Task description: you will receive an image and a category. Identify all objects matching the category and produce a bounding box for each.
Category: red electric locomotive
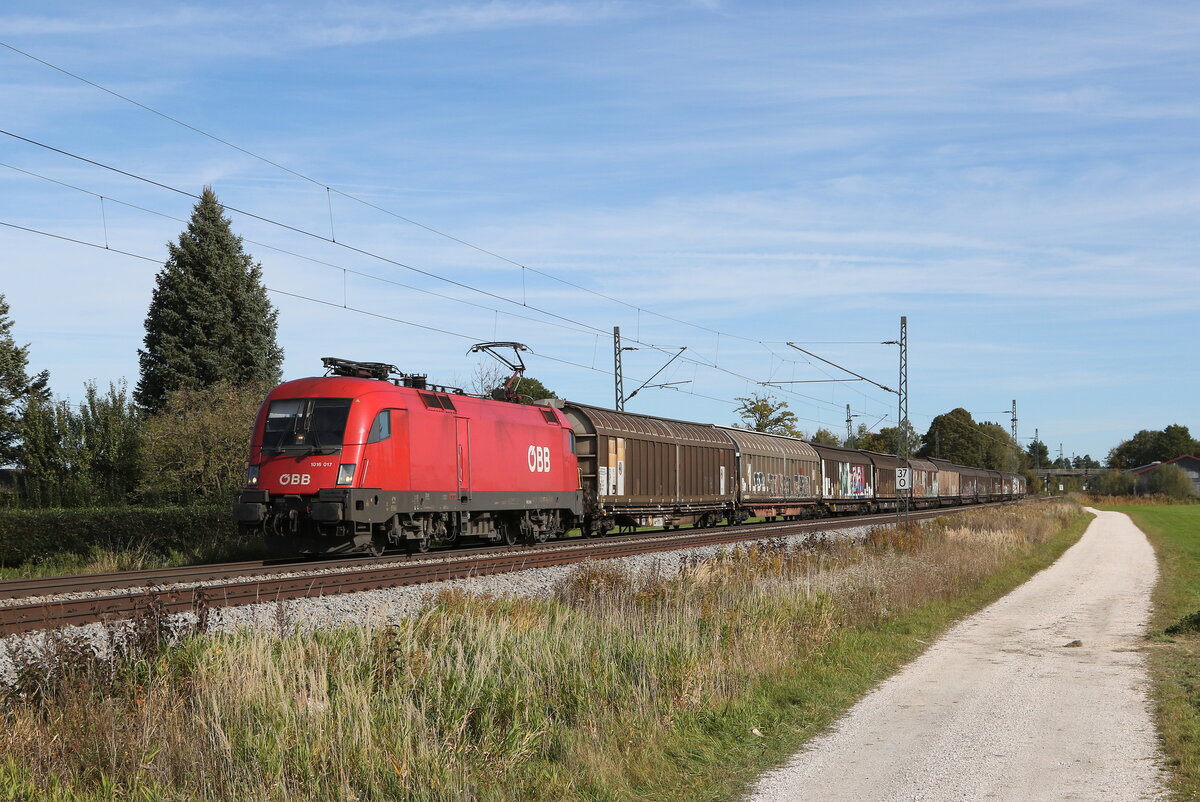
[235,358,583,555]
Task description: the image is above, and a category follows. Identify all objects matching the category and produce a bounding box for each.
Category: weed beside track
[1,501,1085,801]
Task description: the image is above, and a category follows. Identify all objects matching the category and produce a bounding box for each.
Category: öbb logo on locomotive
[233,356,1027,556]
[527,445,552,473]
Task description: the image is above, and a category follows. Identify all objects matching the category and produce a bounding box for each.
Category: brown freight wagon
[718,426,821,520]
[811,443,875,514]
[546,401,737,534]
[956,465,987,502]
[929,458,963,505]
[866,451,900,511]
[864,452,939,511]
[909,457,939,505]
[981,469,1004,500]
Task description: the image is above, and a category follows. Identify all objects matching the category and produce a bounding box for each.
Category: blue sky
[1,0,1197,463]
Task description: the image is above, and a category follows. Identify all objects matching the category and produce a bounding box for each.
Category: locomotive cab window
[263,398,353,454]
[367,410,392,444]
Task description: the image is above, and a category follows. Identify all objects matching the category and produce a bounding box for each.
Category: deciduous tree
[810,427,840,446]
[733,394,802,437]
[917,408,984,465]
[139,382,268,504]
[17,381,142,507]
[1107,424,1199,469]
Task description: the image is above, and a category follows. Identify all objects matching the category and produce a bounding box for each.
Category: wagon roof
[543,400,735,447]
[810,442,872,463]
[714,426,820,460]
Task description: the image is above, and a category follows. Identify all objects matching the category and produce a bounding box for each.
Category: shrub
[1087,469,1137,497]
[1141,464,1195,500]
[0,505,237,567]
[139,382,266,505]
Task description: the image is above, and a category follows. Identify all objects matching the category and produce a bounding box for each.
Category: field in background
[1108,504,1200,799]
[1,502,1087,801]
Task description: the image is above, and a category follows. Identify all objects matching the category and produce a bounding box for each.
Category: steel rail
[0,554,389,600]
[0,508,906,603]
[0,504,1007,636]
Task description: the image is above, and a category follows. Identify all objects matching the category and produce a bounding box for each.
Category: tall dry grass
[0,501,1083,801]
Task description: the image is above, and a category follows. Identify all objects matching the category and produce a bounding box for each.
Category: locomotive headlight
[247,465,260,487]
[336,463,356,486]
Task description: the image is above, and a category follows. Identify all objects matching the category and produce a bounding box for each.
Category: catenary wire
[0,40,846,349]
[0,129,892,423]
[0,217,846,426]
[0,161,602,341]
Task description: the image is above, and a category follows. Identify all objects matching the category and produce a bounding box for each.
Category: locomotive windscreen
[262,398,353,454]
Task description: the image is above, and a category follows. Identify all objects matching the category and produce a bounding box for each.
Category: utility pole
[1010,400,1019,473]
[613,326,625,412]
[897,316,910,527]
[845,404,859,445]
[613,325,687,411]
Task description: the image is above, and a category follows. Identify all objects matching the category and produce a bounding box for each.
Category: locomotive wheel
[502,523,519,547]
[368,535,387,558]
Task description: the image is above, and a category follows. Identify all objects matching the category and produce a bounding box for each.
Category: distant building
[1127,455,1200,496]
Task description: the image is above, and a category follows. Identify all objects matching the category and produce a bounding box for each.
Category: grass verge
[0,502,1087,801]
[1104,504,1200,799]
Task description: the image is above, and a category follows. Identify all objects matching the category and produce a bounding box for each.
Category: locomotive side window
[367,410,392,444]
[263,398,353,454]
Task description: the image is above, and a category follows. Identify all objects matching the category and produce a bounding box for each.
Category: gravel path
[746,508,1166,802]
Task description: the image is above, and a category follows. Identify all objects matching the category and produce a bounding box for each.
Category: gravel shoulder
[0,525,877,687]
[746,507,1166,802]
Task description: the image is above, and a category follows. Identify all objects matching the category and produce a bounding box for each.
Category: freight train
[234,358,1027,555]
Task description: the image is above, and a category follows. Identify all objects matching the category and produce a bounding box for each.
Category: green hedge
[0,505,238,566]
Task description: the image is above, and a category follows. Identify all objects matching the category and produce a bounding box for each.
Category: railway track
[0,504,1005,637]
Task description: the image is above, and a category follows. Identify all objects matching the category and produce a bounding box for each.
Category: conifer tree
[136,187,283,412]
[0,294,49,466]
